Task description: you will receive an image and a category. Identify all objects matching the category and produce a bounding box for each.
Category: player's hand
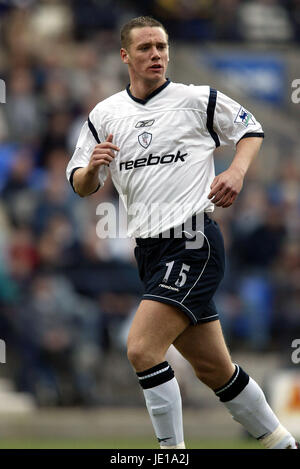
[207,167,244,208]
[88,134,119,172]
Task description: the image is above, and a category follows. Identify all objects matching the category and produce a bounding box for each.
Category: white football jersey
[66,80,264,238]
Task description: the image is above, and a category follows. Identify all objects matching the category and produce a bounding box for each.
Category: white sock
[259,423,297,449]
[160,441,186,449]
[223,376,280,438]
[215,365,297,449]
[137,362,185,448]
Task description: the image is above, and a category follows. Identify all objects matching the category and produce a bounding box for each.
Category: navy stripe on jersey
[126,79,171,105]
[237,132,265,143]
[69,166,82,192]
[69,166,100,194]
[206,88,220,148]
[88,116,101,144]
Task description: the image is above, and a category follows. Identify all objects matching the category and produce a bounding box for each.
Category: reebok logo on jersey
[135,119,155,128]
[119,150,188,171]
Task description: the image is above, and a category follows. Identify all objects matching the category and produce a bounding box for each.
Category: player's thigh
[127,299,190,370]
[173,319,235,388]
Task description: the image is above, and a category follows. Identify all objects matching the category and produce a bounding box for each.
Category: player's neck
[129,78,167,101]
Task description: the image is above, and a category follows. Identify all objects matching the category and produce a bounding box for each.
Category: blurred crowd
[0,0,299,407]
[1,0,300,42]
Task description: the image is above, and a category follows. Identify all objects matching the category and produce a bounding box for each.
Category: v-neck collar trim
[126,79,171,105]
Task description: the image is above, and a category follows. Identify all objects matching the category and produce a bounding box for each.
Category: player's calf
[192,359,235,390]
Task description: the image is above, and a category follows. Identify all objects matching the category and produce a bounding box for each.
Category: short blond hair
[120,16,168,49]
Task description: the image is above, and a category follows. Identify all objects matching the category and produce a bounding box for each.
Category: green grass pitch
[0,437,262,449]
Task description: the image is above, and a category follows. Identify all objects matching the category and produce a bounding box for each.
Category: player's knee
[126,343,142,368]
[127,341,159,371]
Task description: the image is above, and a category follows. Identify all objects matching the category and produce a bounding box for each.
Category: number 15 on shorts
[163,261,191,287]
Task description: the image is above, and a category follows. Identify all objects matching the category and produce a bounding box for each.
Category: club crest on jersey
[234,106,255,127]
[138,131,152,149]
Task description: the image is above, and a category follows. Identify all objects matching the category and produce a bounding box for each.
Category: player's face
[121,27,169,86]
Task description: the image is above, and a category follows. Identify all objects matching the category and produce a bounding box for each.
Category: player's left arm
[208,89,264,208]
[208,136,263,208]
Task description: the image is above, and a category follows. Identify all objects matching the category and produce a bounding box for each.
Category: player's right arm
[72,134,119,197]
[66,113,120,197]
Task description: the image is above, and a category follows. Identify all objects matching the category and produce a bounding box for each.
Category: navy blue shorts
[134,214,225,325]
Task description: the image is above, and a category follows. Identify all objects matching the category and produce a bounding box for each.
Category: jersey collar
[126,79,171,105]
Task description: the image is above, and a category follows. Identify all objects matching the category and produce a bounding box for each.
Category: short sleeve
[66,119,108,193]
[213,90,264,147]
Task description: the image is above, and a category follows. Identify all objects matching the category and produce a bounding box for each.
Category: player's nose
[151,46,160,58]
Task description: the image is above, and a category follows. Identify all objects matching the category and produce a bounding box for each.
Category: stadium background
[0,0,299,449]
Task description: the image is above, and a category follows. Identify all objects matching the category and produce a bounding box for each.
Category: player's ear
[120,48,129,64]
